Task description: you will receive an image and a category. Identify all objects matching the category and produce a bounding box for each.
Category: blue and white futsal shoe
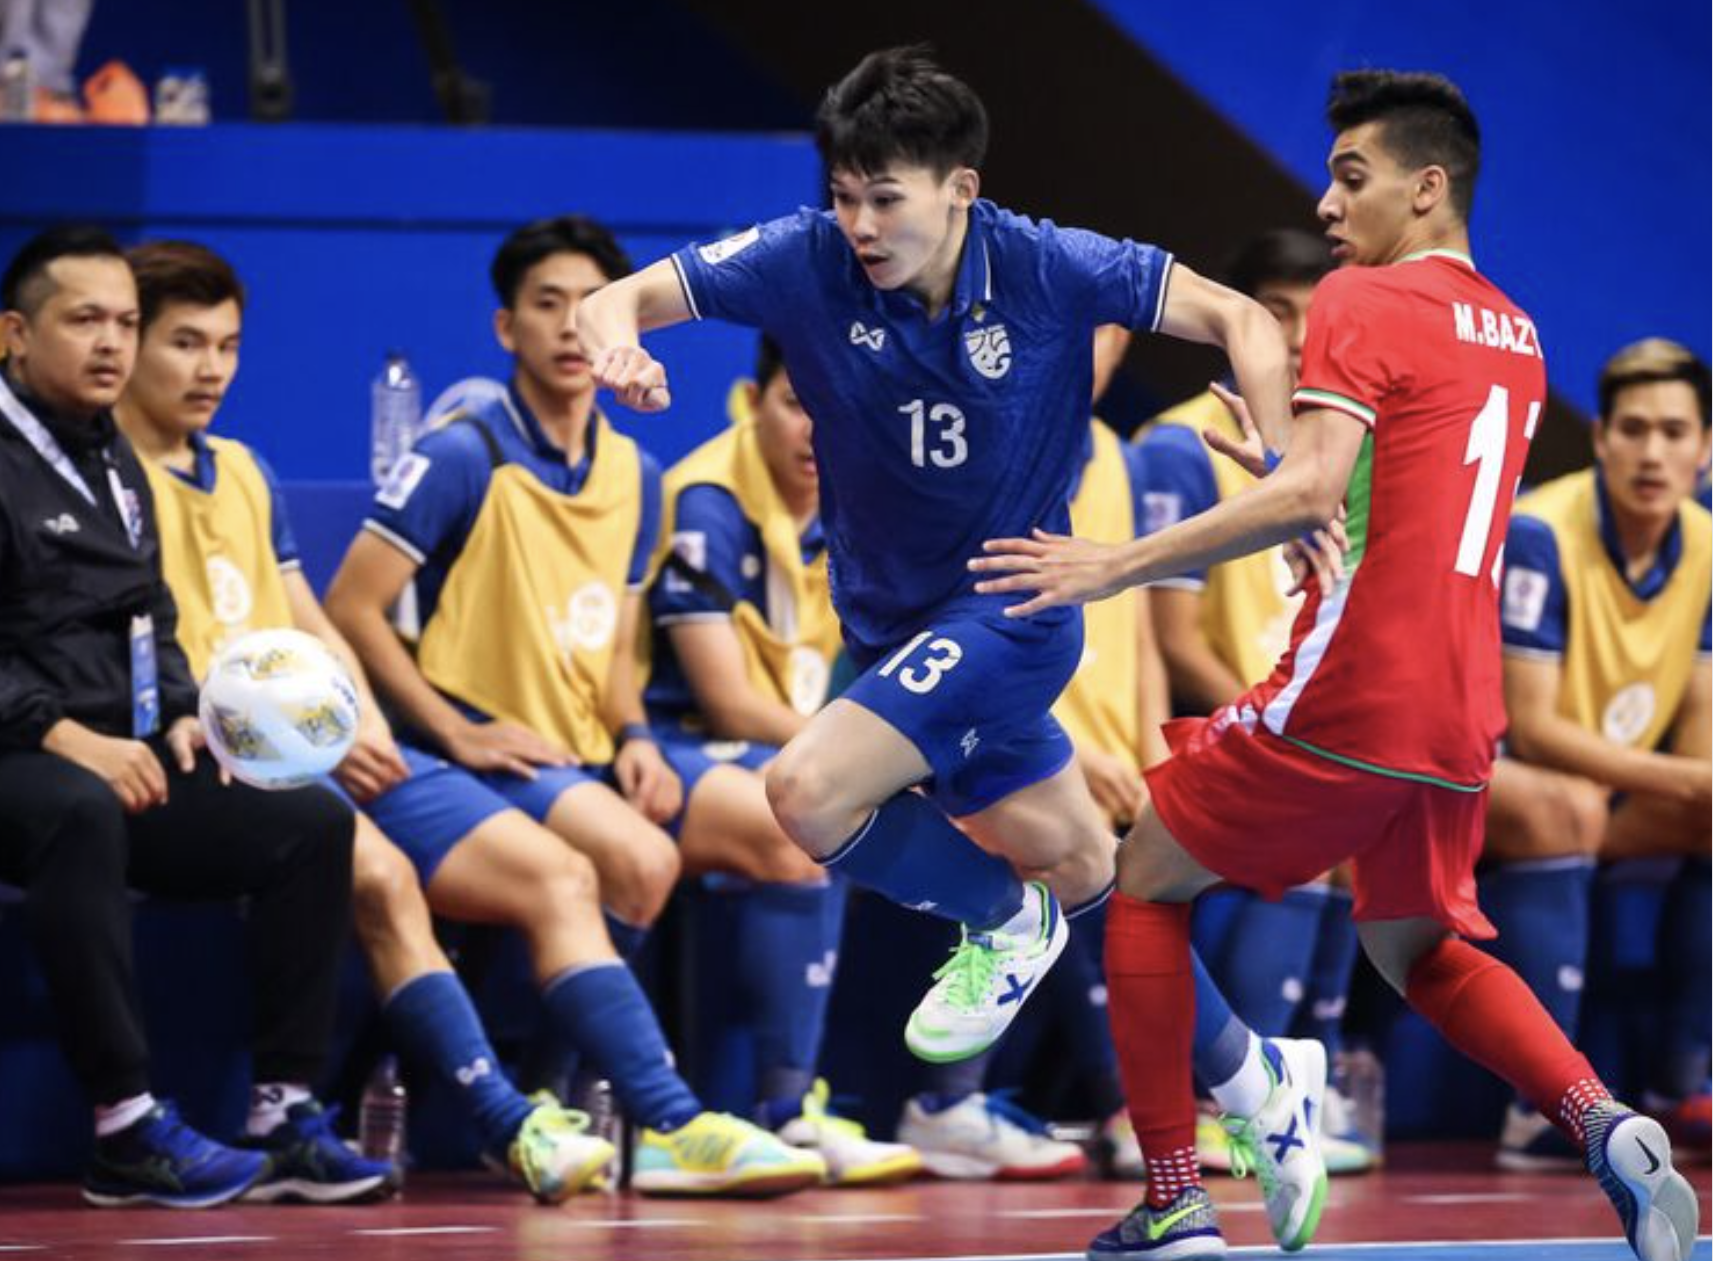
[1087,1186,1227,1259]
[905,881,1068,1063]
[1583,1101,1698,1261]
[1219,1037,1328,1251]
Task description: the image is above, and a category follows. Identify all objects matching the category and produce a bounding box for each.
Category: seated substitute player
[645,333,921,1185]
[1483,336,1710,1167]
[578,48,1306,1114]
[1138,229,1375,1175]
[974,70,1699,1261]
[114,238,624,1202]
[325,214,824,1196]
[0,226,383,1208]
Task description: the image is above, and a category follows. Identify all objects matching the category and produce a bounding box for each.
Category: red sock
[1406,937,1604,1142]
[1106,894,1200,1208]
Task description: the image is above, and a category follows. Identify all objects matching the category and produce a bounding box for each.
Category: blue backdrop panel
[0,123,819,478]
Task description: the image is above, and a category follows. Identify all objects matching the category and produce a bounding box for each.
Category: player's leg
[534,774,682,954]
[346,808,605,1201]
[1480,758,1606,1169]
[424,806,825,1197]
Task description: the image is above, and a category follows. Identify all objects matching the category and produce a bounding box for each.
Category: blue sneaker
[1583,1101,1698,1261]
[83,1101,269,1208]
[242,1101,398,1203]
[1087,1186,1227,1259]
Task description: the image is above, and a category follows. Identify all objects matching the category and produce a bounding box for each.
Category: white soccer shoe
[1219,1037,1329,1252]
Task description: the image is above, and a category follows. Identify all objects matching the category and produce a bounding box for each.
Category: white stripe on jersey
[1262,569,1353,737]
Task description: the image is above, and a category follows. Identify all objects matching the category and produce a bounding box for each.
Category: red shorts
[1144,711,1494,939]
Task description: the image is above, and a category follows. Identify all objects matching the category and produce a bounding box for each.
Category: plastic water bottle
[0,49,33,123]
[358,1055,408,1172]
[370,351,422,485]
[1335,1046,1385,1153]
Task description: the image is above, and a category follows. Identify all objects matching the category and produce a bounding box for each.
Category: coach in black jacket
[0,227,372,1208]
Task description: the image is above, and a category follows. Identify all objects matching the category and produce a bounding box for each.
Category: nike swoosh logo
[1636,1137,1661,1175]
[1146,1202,1201,1240]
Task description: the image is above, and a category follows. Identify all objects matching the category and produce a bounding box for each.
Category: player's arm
[282,569,408,801]
[669,620,810,747]
[1503,652,1710,805]
[1133,588,1171,767]
[974,408,1364,615]
[1156,264,1293,455]
[323,532,567,778]
[577,260,693,412]
[605,591,681,824]
[1149,586,1247,713]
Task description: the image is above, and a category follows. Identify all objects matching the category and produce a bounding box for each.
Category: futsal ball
[199,628,360,790]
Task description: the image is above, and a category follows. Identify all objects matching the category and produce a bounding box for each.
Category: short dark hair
[1326,70,1481,221]
[754,334,786,390]
[815,45,988,178]
[1224,229,1335,299]
[126,240,246,332]
[490,215,632,309]
[1598,338,1710,429]
[2,224,128,316]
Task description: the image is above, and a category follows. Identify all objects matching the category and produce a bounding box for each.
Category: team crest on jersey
[548,582,619,659]
[207,555,254,625]
[698,226,760,265]
[1602,682,1656,746]
[964,324,1012,379]
[788,646,830,715]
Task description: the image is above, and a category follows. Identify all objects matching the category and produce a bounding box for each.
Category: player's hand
[1204,381,1270,479]
[1077,747,1147,829]
[1282,509,1350,597]
[163,715,208,778]
[43,719,169,813]
[335,711,410,803]
[615,737,682,824]
[444,719,572,780]
[592,346,672,412]
[970,529,1130,617]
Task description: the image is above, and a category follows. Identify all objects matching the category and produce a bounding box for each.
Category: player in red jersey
[975,71,1698,1261]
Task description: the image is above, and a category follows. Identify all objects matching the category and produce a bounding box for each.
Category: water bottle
[0,48,33,123]
[1335,1046,1385,1154]
[370,351,423,485]
[358,1055,408,1172]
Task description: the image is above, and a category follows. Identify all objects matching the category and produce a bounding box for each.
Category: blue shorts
[653,723,777,836]
[843,609,1081,818]
[363,745,514,884]
[476,761,615,823]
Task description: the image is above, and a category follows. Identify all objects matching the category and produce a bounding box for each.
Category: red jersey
[1248,250,1545,789]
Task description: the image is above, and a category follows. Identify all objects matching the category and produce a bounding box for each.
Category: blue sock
[603,910,648,961]
[1479,857,1594,1038]
[822,791,1023,929]
[1657,858,1711,1098]
[540,962,701,1131]
[1191,885,1250,964]
[741,879,847,1122]
[1048,903,1125,1118]
[384,971,532,1152]
[1190,949,1251,1092]
[1291,886,1359,1060]
[921,1047,993,1109]
[1212,883,1324,1035]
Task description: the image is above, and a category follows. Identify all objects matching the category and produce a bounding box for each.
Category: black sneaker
[241,1100,398,1203]
[84,1101,269,1209]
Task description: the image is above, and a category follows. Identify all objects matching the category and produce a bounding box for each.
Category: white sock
[1209,1033,1274,1119]
[990,883,1043,941]
[95,1092,156,1138]
[247,1082,312,1137]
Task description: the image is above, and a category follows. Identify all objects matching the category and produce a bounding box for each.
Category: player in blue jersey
[578,47,1297,1076]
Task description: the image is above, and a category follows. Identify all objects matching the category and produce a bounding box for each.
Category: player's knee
[350,827,424,935]
[764,749,846,857]
[598,828,680,925]
[535,847,601,924]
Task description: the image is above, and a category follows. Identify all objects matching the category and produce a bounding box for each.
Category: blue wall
[0,124,820,479]
[1094,0,1711,419]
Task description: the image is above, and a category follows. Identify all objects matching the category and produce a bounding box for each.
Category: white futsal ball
[199,628,360,790]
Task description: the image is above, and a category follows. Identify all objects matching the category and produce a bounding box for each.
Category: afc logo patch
[963,324,1012,379]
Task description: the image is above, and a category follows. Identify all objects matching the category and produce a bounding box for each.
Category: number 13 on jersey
[1455,383,1540,581]
[899,399,969,469]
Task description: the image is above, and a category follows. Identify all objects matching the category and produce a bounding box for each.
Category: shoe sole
[84,1167,267,1210]
[633,1164,824,1197]
[1086,1229,1229,1259]
[1606,1115,1698,1261]
[240,1173,395,1204]
[903,894,1070,1063]
[828,1153,925,1187]
[914,1148,1087,1180]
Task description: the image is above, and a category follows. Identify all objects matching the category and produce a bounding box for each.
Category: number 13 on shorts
[879,630,965,695]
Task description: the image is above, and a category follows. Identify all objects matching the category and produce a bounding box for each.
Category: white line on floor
[1402,1193,1534,1205]
[116,1238,275,1248]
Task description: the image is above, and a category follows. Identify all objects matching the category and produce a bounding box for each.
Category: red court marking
[0,1144,1705,1261]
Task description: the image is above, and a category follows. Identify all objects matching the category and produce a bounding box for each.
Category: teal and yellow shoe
[633,1111,825,1197]
[508,1096,615,1203]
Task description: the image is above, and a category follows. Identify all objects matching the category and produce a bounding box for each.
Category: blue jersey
[363,381,662,626]
[673,199,1173,654]
[645,482,827,724]
[1134,423,1218,586]
[166,429,301,569]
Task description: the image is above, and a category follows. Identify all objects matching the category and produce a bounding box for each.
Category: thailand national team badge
[963,324,1012,379]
